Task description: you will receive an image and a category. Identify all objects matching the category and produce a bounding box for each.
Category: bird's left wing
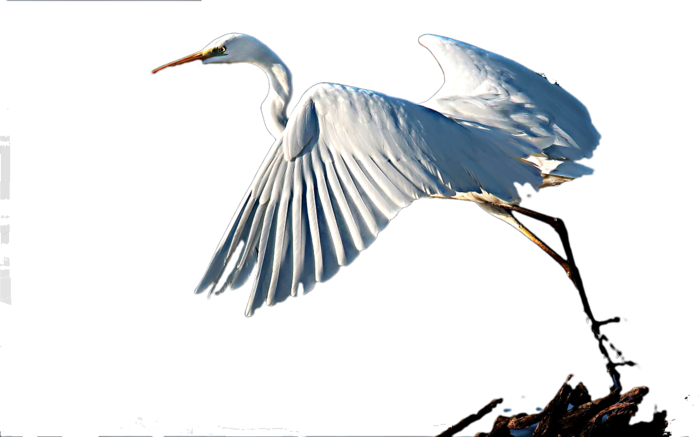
[419,34,600,180]
[196,83,542,316]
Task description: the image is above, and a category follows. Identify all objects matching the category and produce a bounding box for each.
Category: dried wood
[437,378,669,437]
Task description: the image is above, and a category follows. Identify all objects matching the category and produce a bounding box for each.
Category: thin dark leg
[495,203,634,391]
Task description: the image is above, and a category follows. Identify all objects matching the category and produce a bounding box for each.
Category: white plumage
[153,34,599,316]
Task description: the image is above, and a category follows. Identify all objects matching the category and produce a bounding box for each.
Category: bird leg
[498,204,643,389]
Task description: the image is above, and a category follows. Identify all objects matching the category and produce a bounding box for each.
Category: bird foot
[587,314,643,390]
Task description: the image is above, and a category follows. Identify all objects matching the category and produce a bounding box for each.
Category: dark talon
[597,314,631,327]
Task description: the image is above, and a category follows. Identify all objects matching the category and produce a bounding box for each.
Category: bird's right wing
[196,83,543,316]
[194,136,403,317]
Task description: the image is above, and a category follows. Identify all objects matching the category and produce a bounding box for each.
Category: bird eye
[216,46,226,54]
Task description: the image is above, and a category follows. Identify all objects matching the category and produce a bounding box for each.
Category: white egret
[152,34,618,344]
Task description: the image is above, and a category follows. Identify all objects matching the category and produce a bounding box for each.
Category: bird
[152,33,611,327]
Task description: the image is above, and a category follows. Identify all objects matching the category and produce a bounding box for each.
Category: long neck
[253,52,292,138]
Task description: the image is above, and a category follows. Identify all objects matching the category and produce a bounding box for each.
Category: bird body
[153,33,600,316]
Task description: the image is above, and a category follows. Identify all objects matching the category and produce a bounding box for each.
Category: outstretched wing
[419,34,600,179]
[196,83,543,316]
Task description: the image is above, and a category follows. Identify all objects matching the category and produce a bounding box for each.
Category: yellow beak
[150,48,216,77]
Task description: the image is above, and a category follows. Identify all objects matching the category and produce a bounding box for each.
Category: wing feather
[312,159,342,282]
[267,160,295,305]
[327,146,379,237]
[290,160,306,296]
[302,154,323,282]
[311,145,347,266]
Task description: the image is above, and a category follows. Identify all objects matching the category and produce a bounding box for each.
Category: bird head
[152,33,274,74]
[199,34,275,65]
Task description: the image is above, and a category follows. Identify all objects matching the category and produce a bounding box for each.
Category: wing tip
[418,34,444,51]
[194,280,211,295]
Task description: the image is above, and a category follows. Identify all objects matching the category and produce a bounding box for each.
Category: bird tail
[522,153,594,188]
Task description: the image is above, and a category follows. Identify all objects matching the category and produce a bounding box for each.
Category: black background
[0,2,697,433]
